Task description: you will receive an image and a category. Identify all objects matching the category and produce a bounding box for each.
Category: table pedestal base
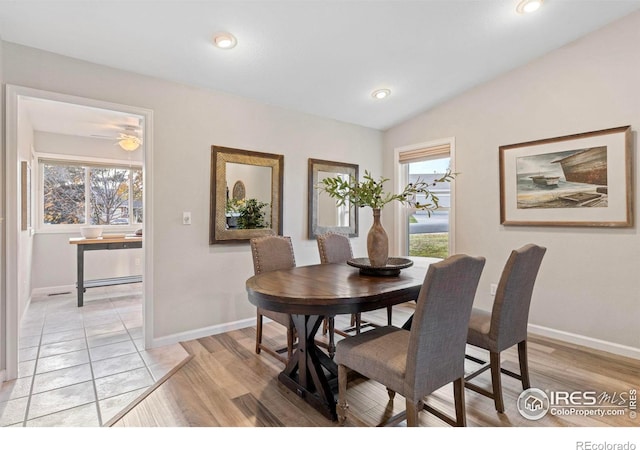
[279,314,338,421]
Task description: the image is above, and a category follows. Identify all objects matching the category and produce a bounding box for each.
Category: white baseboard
[148,318,640,360]
[529,324,640,360]
[150,317,255,349]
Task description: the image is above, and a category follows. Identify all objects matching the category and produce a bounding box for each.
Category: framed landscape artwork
[500,126,632,227]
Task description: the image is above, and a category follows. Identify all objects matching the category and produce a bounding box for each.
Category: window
[395,139,454,259]
[41,159,143,227]
[407,157,451,258]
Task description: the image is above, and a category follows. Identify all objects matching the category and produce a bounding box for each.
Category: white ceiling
[2,1,640,131]
[21,97,143,139]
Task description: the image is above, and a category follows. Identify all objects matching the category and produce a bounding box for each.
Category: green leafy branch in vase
[318,169,455,215]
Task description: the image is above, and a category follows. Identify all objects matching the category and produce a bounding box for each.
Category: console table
[69,235,142,307]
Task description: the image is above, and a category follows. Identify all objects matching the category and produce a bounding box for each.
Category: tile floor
[0,284,188,427]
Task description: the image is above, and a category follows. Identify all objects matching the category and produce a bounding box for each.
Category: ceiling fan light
[118,137,141,151]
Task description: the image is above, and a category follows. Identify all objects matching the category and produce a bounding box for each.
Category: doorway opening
[4,85,154,380]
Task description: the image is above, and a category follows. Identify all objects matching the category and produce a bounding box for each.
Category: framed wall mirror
[210,146,284,244]
[308,158,358,239]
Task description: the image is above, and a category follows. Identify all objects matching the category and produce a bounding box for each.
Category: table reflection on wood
[245,259,438,420]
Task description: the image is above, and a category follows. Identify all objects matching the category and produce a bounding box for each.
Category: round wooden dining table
[245,259,438,421]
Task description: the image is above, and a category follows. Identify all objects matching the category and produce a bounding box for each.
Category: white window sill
[35,225,143,235]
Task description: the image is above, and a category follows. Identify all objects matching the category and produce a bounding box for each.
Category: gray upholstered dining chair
[317,232,392,337]
[335,254,486,427]
[250,235,297,364]
[317,232,357,338]
[464,243,546,413]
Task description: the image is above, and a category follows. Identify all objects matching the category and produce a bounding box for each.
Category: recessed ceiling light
[516,0,543,14]
[213,32,237,49]
[372,89,391,100]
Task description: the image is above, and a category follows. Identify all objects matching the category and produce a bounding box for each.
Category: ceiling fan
[90,122,143,151]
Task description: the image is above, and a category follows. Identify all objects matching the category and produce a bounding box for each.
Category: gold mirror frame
[210,146,284,244]
[308,158,359,239]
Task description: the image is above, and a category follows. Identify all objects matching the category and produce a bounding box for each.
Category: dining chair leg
[518,340,531,390]
[322,317,328,335]
[386,388,396,401]
[337,364,349,425]
[406,400,420,427]
[386,306,392,326]
[453,378,467,427]
[490,351,505,413]
[255,312,263,354]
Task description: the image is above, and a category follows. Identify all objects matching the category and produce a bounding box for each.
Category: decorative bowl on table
[80,226,103,239]
[347,257,414,277]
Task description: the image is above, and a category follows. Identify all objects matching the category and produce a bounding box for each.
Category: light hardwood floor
[110,303,639,427]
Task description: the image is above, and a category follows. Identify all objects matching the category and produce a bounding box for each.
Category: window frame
[392,138,456,257]
[35,152,143,234]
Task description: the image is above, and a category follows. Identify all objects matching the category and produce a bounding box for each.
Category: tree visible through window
[132,169,143,223]
[90,167,129,224]
[42,161,142,226]
[43,164,85,224]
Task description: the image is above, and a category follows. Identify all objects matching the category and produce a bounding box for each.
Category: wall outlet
[182,211,191,225]
[490,283,497,296]
[135,258,141,266]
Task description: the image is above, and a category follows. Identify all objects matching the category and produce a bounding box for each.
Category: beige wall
[2,42,381,343]
[16,97,34,321]
[0,38,5,374]
[384,12,640,352]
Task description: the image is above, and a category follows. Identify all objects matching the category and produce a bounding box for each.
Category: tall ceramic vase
[367,208,389,267]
